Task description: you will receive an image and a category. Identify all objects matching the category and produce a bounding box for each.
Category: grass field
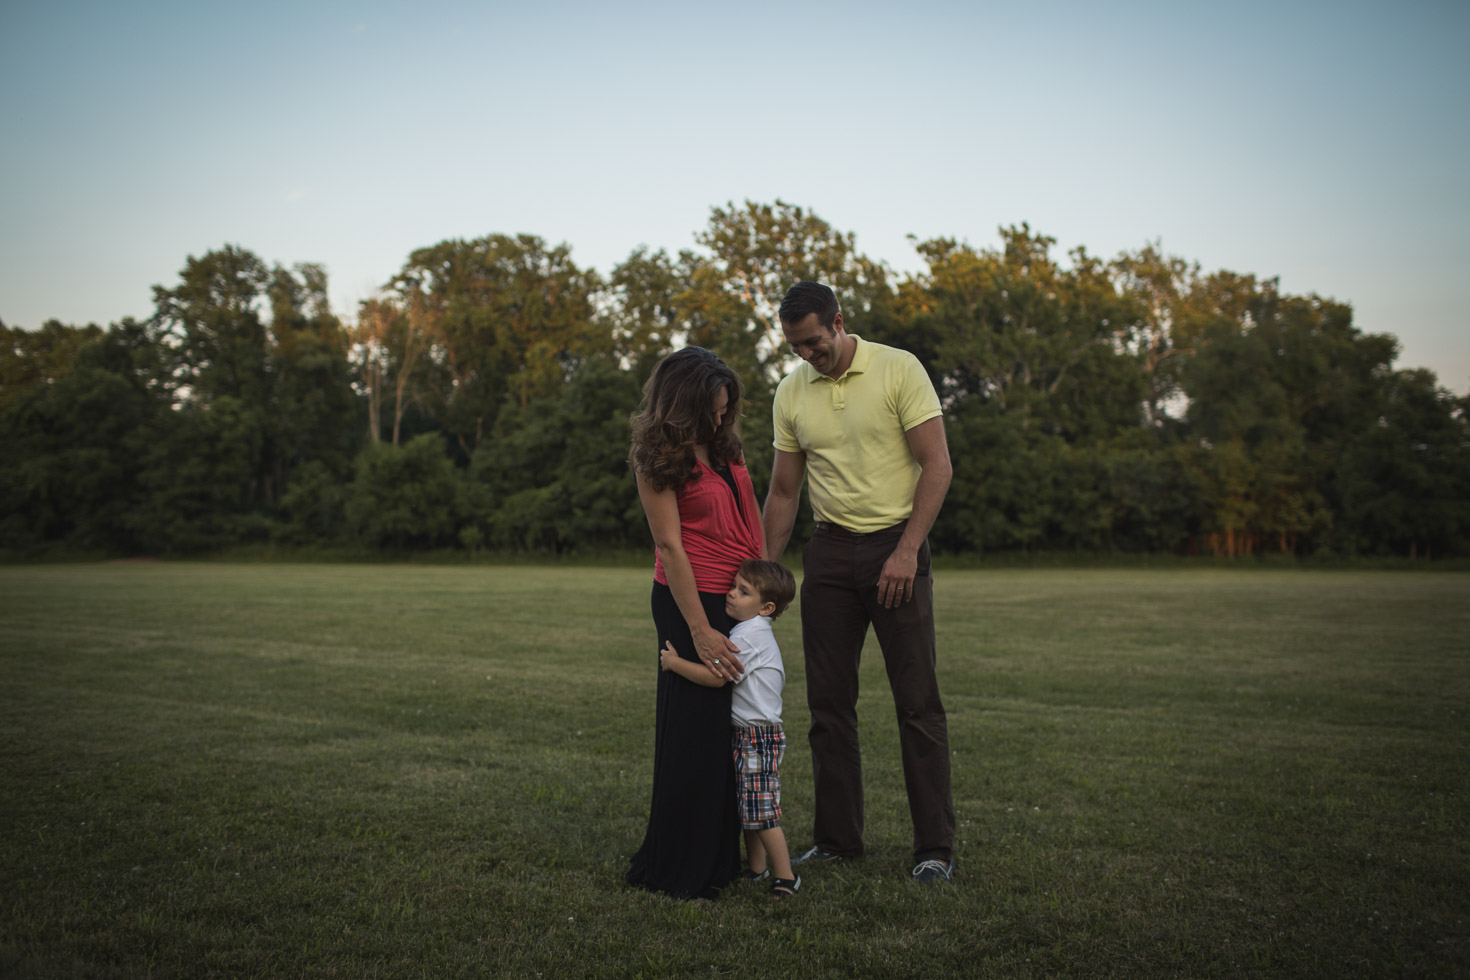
[1,563,1467,978]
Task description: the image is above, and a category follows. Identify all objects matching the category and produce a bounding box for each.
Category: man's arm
[761,449,808,562]
[876,416,953,608]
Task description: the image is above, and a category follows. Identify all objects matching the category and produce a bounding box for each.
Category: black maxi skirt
[625,583,741,899]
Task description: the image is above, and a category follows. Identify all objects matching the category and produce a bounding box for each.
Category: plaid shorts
[731,723,785,831]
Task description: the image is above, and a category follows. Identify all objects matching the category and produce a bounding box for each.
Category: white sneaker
[792,845,845,865]
[911,858,954,883]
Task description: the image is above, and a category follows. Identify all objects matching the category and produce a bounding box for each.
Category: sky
[3,0,1467,393]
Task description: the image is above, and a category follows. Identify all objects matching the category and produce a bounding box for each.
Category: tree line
[3,201,1467,559]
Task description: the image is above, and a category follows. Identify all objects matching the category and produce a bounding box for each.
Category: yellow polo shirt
[772,335,942,533]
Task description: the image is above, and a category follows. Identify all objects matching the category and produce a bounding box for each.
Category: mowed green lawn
[1,563,1466,978]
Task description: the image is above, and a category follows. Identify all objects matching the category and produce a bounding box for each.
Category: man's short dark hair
[778,281,840,328]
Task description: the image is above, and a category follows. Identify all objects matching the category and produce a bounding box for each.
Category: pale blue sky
[3,1,1466,392]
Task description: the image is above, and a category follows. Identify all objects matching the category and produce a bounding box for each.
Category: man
[761,281,956,884]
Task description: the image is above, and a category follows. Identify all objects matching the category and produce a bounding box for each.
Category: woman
[625,347,763,900]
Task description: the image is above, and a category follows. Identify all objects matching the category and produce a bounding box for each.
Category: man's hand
[877,545,919,608]
[693,624,743,681]
[875,417,949,610]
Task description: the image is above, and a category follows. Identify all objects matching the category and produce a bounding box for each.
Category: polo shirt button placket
[832,377,846,411]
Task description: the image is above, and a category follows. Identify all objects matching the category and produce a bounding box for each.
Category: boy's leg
[744,829,767,873]
[753,726,792,882]
[756,826,792,881]
[733,730,760,872]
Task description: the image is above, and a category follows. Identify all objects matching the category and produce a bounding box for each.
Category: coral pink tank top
[653,459,763,592]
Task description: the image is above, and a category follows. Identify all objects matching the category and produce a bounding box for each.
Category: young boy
[660,558,800,899]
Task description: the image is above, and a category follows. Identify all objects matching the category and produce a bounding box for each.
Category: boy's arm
[660,641,726,687]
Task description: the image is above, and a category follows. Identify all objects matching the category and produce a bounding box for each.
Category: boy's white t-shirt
[729,615,784,727]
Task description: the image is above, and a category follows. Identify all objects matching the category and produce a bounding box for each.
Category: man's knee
[892,693,948,736]
[808,698,860,733]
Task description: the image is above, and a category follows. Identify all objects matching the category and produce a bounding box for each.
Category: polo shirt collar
[804,334,870,383]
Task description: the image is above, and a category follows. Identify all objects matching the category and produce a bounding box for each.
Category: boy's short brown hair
[736,559,797,619]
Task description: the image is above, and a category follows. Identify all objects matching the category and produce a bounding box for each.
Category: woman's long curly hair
[629,347,744,493]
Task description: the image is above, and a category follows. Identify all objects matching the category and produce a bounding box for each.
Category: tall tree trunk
[367,361,382,443]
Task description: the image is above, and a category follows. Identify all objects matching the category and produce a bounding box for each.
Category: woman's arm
[637,472,744,681]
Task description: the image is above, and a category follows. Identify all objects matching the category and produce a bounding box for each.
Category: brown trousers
[801,521,955,864]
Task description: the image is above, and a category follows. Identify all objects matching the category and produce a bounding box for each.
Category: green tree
[1108,246,1256,428]
[0,319,104,412]
[1102,444,1198,552]
[345,434,465,549]
[390,235,604,456]
[148,246,275,520]
[899,226,1148,442]
[470,354,645,553]
[1181,284,1392,555]
[128,396,270,553]
[1330,369,1470,556]
[691,199,891,381]
[349,296,430,446]
[603,246,685,375]
[889,226,1166,554]
[151,245,273,405]
[266,263,361,496]
[0,320,167,552]
[278,459,348,545]
[936,403,1048,553]
[146,247,362,538]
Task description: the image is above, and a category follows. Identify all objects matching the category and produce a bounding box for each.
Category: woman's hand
[693,624,743,681]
